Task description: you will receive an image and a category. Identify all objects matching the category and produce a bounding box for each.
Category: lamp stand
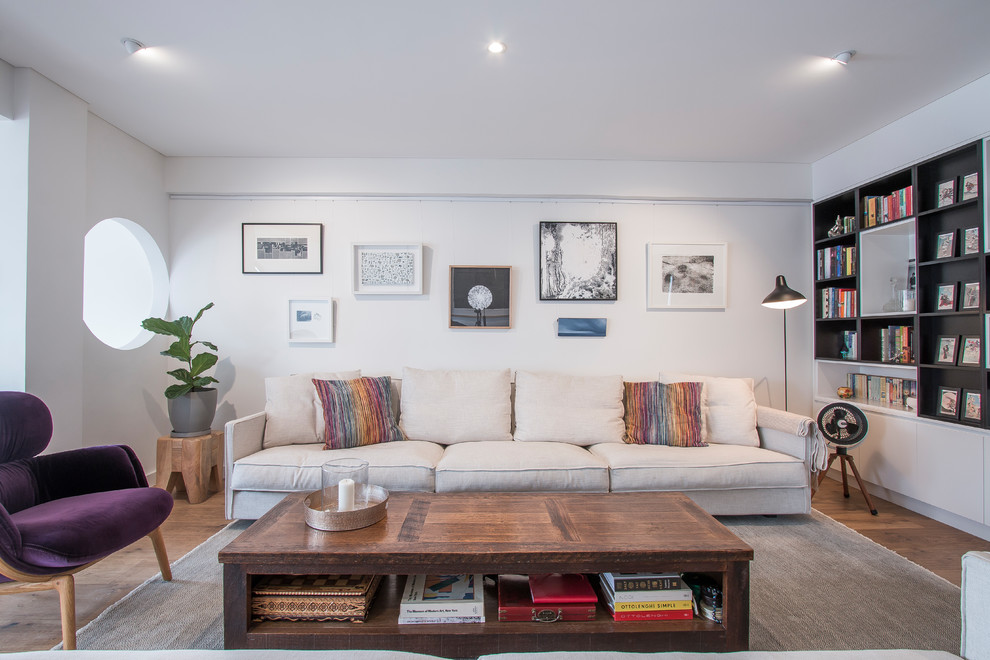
[782,309,789,411]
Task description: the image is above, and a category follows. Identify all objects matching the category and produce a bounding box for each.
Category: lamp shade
[762,275,807,310]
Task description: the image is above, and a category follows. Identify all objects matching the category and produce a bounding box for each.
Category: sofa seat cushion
[231,441,443,493]
[589,443,807,492]
[435,441,609,492]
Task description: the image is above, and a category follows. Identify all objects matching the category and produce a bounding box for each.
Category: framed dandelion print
[449,266,511,328]
[647,243,728,309]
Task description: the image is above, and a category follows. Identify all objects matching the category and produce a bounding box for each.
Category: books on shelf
[529,573,598,603]
[862,185,913,228]
[840,330,858,360]
[820,287,857,319]
[846,373,917,409]
[816,245,856,280]
[599,572,684,592]
[880,325,913,364]
[598,573,694,622]
[398,574,485,624]
[251,574,382,623]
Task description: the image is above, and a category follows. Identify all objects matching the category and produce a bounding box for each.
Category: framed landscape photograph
[958,335,981,367]
[242,223,323,274]
[935,230,955,259]
[647,243,728,309]
[449,266,511,328]
[937,386,960,419]
[963,389,982,422]
[937,179,956,208]
[964,227,980,255]
[936,282,956,311]
[288,298,333,343]
[963,281,980,309]
[962,172,979,201]
[539,221,617,301]
[936,335,958,364]
[351,243,423,295]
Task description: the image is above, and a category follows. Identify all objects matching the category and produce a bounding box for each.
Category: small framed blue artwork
[557,318,607,337]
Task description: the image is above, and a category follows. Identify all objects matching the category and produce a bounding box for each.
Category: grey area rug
[63,511,960,653]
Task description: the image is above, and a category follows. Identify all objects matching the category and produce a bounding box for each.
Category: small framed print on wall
[352,243,423,295]
[449,266,511,329]
[647,243,727,309]
[539,221,618,301]
[243,223,324,274]
[288,299,334,343]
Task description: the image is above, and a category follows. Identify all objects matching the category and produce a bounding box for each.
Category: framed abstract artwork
[351,243,423,294]
[449,266,511,328]
[539,222,617,301]
[647,243,728,309]
[242,223,323,274]
[288,299,333,343]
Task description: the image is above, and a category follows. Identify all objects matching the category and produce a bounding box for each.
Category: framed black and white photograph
[539,221,617,301]
[937,386,960,419]
[963,389,982,422]
[958,335,981,366]
[962,172,979,201]
[351,243,423,295]
[242,223,323,274]
[288,298,333,343]
[936,282,956,311]
[937,179,956,208]
[449,266,511,328]
[963,281,980,310]
[935,335,958,364]
[935,230,955,259]
[964,227,980,255]
[647,243,727,309]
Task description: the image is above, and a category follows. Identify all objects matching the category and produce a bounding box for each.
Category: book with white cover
[399,574,485,621]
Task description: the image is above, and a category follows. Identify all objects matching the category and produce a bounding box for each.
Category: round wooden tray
[303,484,389,531]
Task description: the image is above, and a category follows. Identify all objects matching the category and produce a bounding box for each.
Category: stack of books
[251,574,382,623]
[862,185,913,227]
[398,574,485,624]
[598,572,694,621]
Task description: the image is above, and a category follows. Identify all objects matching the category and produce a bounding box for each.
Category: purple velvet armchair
[0,391,174,650]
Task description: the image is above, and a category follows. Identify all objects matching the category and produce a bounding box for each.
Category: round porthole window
[83,217,169,350]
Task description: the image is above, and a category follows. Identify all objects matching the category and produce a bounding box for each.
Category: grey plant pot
[167,388,218,438]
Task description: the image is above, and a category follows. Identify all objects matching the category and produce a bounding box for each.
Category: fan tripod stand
[817,446,878,515]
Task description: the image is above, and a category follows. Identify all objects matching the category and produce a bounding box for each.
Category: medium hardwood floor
[1,479,988,652]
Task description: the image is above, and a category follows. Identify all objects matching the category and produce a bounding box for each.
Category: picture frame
[351,243,423,295]
[958,335,982,367]
[935,230,955,259]
[937,386,961,419]
[288,298,333,343]
[936,282,956,312]
[935,335,958,364]
[963,227,980,255]
[449,266,511,329]
[962,172,979,201]
[962,281,980,310]
[937,179,956,208]
[646,243,728,309]
[242,223,323,274]
[962,389,982,422]
[539,221,617,301]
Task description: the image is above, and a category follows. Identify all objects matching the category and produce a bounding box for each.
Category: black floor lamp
[761,275,807,411]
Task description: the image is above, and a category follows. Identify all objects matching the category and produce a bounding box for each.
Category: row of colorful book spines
[862,186,913,227]
[841,331,858,359]
[816,246,857,280]
[819,288,857,318]
[879,326,914,363]
[846,374,917,404]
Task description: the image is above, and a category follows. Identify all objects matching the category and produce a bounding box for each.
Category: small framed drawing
[288,299,333,343]
[962,172,979,201]
[963,281,980,309]
[937,386,960,419]
[539,222,617,301]
[937,179,956,208]
[646,243,728,309]
[242,223,323,274]
[935,230,955,259]
[964,227,980,255]
[936,282,956,311]
[958,335,982,366]
[963,389,982,422]
[351,243,423,295]
[935,335,958,364]
[449,266,511,329]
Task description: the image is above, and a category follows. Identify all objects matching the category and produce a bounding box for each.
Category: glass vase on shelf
[881,277,904,312]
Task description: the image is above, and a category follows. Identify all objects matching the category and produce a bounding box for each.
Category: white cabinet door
[914,422,984,523]
[854,412,919,499]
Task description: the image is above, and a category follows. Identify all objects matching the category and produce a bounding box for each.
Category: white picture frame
[352,243,423,295]
[242,223,323,274]
[288,298,334,343]
[647,243,728,309]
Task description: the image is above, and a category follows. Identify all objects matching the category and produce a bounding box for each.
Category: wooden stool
[155,430,224,504]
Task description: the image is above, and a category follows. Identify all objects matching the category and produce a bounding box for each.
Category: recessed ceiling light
[830,50,856,66]
[487,41,507,55]
[121,37,147,55]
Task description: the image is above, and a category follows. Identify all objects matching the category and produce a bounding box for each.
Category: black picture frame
[937,178,956,208]
[962,281,981,310]
[935,335,959,364]
[241,223,324,274]
[449,266,511,329]
[936,282,957,312]
[935,230,955,259]
[963,227,980,255]
[539,221,617,301]
[937,386,961,419]
[958,335,982,367]
[962,389,982,422]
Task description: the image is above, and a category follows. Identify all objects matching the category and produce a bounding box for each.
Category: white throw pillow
[660,372,759,447]
[513,371,624,445]
[399,367,512,444]
[263,371,360,449]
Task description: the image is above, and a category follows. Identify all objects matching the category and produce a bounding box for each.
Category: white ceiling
[2,0,990,163]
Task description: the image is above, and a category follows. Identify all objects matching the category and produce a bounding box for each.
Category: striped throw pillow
[313,376,405,449]
[623,381,707,447]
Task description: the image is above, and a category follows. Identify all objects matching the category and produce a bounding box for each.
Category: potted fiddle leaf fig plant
[141,302,220,437]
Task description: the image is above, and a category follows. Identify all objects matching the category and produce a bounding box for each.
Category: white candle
[337,478,355,512]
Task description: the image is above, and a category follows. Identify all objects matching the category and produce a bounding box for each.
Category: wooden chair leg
[52,574,76,651]
[148,527,172,581]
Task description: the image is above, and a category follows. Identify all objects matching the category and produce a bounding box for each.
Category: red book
[606,605,694,622]
[498,575,596,622]
[529,573,598,603]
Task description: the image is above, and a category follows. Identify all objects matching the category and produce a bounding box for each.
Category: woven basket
[303,484,389,531]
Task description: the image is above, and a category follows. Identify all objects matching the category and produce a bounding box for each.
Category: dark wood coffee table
[220,491,752,656]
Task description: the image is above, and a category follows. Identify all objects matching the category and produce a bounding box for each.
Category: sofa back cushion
[314,376,406,449]
[513,371,624,445]
[660,372,759,447]
[623,381,707,447]
[399,367,512,444]
[263,371,360,449]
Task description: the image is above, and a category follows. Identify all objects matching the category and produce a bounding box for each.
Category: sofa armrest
[223,412,266,519]
[962,550,990,660]
[756,406,828,473]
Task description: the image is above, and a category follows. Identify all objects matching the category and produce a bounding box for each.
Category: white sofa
[224,368,824,521]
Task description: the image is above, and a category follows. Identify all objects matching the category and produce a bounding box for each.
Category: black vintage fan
[816,402,878,515]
